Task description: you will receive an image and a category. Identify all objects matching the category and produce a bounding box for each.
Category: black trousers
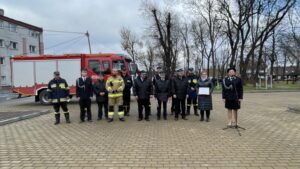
[157,100,167,118]
[97,101,108,119]
[53,102,68,113]
[175,98,186,118]
[79,98,92,121]
[187,97,197,114]
[200,110,210,119]
[123,96,131,115]
[138,99,150,120]
[171,97,175,114]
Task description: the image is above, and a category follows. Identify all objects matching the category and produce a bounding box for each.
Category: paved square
[0,92,299,169]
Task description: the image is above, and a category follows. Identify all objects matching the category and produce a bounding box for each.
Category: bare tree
[218,0,296,83]
[120,27,142,64]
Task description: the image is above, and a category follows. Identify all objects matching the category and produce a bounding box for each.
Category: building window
[29,30,39,38]
[10,41,18,50]
[0,57,4,65]
[9,24,17,32]
[0,21,3,29]
[1,76,6,82]
[0,39,3,47]
[29,45,36,53]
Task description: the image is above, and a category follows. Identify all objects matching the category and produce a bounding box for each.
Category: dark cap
[188,68,194,71]
[54,71,60,76]
[139,70,146,74]
[227,67,236,73]
[81,68,88,72]
[176,68,183,72]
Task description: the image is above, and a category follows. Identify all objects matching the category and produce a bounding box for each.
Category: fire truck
[10,53,136,104]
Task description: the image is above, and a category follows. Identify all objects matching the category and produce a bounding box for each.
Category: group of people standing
[47,66,243,128]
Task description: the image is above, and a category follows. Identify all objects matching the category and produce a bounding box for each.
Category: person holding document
[197,71,214,122]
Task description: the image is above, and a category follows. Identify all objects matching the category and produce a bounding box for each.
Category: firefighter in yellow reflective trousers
[106,68,125,122]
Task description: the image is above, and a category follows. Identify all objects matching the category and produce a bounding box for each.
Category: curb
[0,110,51,126]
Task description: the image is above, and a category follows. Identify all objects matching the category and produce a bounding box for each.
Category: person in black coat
[133,70,153,121]
[93,73,108,120]
[197,71,214,122]
[76,68,93,122]
[222,67,243,128]
[154,72,171,120]
[172,69,189,120]
[121,69,133,116]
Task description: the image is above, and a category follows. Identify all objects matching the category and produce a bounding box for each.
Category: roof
[0,15,43,32]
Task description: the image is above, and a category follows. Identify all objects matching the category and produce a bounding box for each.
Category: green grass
[213,81,300,92]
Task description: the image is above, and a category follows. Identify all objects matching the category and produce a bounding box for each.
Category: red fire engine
[10,53,136,104]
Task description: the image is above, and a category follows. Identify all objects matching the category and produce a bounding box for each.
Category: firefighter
[133,70,153,121]
[106,68,125,122]
[121,69,133,116]
[93,73,108,120]
[172,69,189,120]
[186,68,199,116]
[47,71,70,125]
[76,68,93,122]
[154,71,171,120]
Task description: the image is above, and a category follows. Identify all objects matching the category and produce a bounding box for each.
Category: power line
[44,35,85,50]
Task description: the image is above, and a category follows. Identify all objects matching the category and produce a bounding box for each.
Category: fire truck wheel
[39,90,50,105]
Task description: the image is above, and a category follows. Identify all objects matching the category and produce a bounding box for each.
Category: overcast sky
[1,0,157,54]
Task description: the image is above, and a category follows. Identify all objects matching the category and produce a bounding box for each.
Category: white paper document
[198,87,210,95]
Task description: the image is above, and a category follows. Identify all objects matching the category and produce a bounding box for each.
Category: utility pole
[85,31,92,54]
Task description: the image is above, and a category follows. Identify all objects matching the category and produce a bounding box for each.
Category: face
[201,72,208,79]
[141,73,147,79]
[228,70,236,76]
[178,71,184,77]
[122,71,126,76]
[159,73,165,79]
[54,74,60,79]
[112,68,118,76]
[81,70,87,77]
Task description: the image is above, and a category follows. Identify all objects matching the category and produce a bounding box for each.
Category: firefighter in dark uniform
[222,67,243,128]
[76,68,93,122]
[186,68,199,116]
[154,71,171,120]
[172,69,189,120]
[152,66,162,116]
[47,71,71,125]
[93,73,108,120]
[170,72,177,115]
[133,70,153,121]
[121,69,133,116]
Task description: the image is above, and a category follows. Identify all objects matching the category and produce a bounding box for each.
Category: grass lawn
[214,81,300,92]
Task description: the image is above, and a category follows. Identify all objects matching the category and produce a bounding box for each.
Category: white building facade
[0,9,43,86]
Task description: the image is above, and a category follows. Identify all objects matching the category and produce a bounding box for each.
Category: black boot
[54,113,60,125]
[186,106,190,116]
[194,106,199,116]
[64,112,71,123]
[200,111,204,121]
[206,111,210,122]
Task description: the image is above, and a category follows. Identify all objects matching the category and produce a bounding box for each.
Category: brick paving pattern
[0,92,299,169]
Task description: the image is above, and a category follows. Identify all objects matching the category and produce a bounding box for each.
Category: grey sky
[1,0,151,54]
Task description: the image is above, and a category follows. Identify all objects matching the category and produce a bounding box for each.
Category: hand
[191,87,195,91]
[100,92,104,96]
[173,95,176,98]
[186,95,189,98]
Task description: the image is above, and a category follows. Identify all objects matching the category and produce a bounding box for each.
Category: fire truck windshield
[112,60,125,70]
